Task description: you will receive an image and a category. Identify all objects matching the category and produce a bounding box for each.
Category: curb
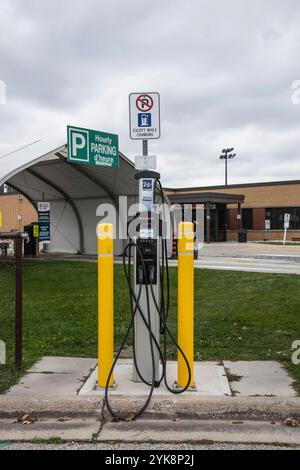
[0,396,299,421]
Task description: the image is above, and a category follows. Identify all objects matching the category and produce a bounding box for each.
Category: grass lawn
[0,261,299,394]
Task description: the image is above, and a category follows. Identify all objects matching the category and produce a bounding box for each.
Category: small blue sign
[138,113,152,127]
[143,179,153,190]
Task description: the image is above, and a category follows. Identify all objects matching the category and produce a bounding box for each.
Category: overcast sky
[1,0,300,187]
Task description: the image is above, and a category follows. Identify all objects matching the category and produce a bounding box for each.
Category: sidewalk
[0,415,300,446]
[0,356,299,445]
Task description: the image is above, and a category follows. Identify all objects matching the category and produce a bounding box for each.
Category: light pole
[219,148,236,186]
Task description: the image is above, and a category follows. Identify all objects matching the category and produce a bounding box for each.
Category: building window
[242,209,253,230]
[265,208,300,230]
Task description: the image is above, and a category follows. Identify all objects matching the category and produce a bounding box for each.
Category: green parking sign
[67,125,119,168]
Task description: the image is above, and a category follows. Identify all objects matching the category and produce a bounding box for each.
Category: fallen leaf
[18,414,29,422]
[283,417,299,427]
[124,414,135,422]
[57,416,71,422]
[18,414,37,425]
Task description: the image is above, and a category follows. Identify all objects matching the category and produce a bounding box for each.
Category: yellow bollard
[177,221,194,388]
[98,223,114,388]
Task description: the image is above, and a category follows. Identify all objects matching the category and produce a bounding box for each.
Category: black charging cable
[125,243,165,388]
[104,180,192,420]
[105,242,158,420]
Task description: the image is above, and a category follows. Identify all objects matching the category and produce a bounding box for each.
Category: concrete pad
[28,356,97,374]
[7,357,97,397]
[224,361,296,397]
[98,419,300,445]
[79,360,231,397]
[0,418,99,442]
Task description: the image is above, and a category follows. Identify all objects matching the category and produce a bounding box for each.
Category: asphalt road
[40,242,300,275]
[1,442,299,451]
[192,242,300,274]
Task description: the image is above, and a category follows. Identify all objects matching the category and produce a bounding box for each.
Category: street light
[219,148,236,186]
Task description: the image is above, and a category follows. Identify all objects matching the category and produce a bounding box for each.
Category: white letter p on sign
[72,133,86,157]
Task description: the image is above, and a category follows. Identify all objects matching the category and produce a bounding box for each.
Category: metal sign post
[283,213,290,245]
[265,219,271,241]
[143,139,148,156]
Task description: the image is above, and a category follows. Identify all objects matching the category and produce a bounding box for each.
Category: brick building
[166,180,300,242]
[2,179,300,244]
[0,190,37,233]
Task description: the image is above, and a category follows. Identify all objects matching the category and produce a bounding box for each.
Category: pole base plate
[173,381,197,392]
[96,382,117,391]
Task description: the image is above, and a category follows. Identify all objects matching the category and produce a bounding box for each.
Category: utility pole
[219,148,236,186]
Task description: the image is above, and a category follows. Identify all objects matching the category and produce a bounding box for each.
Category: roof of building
[165,179,300,193]
[167,191,244,205]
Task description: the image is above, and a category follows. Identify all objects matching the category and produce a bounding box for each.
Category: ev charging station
[133,169,161,384]
[97,93,195,420]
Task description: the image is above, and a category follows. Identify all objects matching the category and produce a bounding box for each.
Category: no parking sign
[129,92,160,140]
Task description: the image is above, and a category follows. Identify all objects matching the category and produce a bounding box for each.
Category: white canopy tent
[0,140,138,254]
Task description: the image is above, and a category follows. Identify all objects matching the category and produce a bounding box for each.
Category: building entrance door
[204,204,227,242]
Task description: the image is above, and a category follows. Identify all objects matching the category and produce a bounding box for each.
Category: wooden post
[15,234,23,370]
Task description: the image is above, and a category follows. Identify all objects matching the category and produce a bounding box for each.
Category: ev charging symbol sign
[138,113,152,127]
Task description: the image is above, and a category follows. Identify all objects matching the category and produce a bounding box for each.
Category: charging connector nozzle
[138,265,144,283]
[149,265,155,283]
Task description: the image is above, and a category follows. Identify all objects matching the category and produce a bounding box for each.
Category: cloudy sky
[1,0,300,187]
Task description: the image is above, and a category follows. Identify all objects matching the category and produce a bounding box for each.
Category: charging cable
[104,181,192,420]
